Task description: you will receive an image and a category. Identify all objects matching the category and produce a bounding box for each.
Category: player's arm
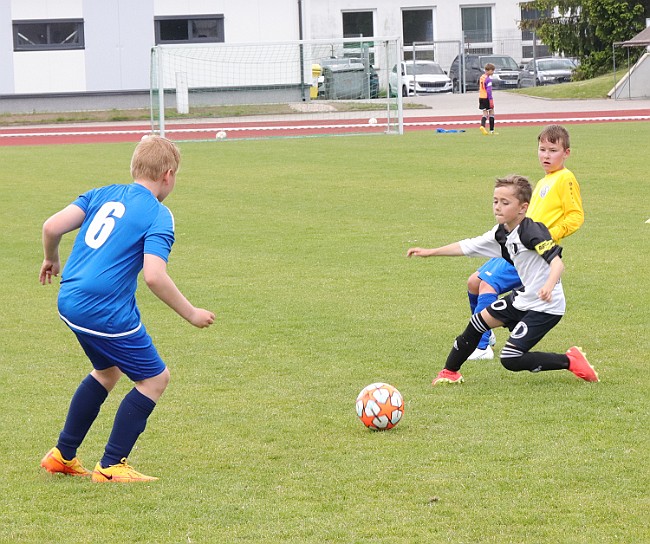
[40,204,86,285]
[538,255,564,302]
[407,242,464,257]
[143,254,215,328]
[548,178,584,242]
[487,82,494,108]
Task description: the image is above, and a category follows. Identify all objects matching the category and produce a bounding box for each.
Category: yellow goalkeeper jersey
[526,167,584,243]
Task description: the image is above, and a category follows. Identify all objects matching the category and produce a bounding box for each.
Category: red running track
[1,109,649,146]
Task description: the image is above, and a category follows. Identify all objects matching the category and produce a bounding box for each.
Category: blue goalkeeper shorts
[477,258,522,295]
[72,325,166,382]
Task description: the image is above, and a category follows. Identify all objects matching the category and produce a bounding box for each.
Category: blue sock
[468,292,479,314]
[475,292,497,349]
[57,374,108,461]
[101,388,156,468]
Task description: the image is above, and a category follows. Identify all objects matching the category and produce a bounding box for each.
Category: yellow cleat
[91,458,158,483]
[41,447,91,476]
[479,126,488,135]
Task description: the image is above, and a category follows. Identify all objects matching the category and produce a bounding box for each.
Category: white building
[0,0,545,104]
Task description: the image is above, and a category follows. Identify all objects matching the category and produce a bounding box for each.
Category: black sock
[57,374,108,460]
[444,314,489,372]
[101,388,156,467]
[501,350,570,372]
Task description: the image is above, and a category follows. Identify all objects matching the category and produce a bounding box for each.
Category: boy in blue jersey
[39,135,215,482]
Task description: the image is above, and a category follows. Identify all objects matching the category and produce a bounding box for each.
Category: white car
[389,60,452,96]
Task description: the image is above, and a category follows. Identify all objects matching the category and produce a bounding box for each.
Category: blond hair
[495,174,532,204]
[130,136,181,182]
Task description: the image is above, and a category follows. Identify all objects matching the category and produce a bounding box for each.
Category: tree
[519,0,647,79]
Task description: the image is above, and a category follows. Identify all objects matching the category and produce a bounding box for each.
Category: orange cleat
[40,447,91,476]
[432,369,465,386]
[566,346,599,382]
[91,458,158,483]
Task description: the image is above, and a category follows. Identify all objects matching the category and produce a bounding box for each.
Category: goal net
[150,37,403,141]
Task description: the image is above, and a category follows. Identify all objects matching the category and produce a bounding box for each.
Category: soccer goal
[150,37,403,141]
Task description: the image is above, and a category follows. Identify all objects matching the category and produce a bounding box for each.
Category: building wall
[1,0,528,96]
[84,0,154,92]
[0,0,15,94]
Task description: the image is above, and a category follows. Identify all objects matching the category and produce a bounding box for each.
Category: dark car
[517,57,576,88]
[449,54,520,92]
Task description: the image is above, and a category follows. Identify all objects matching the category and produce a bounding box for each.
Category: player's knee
[478,280,497,295]
[499,344,526,372]
[500,355,522,372]
[158,367,171,389]
[467,271,481,294]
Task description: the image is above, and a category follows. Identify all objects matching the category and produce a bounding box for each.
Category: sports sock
[57,374,108,461]
[500,350,570,372]
[445,313,489,372]
[475,292,497,349]
[468,292,479,314]
[489,116,495,131]
[481,116,487,128]
[100,388,156,468]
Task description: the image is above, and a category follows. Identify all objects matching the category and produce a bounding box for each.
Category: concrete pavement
[406,90,650,117]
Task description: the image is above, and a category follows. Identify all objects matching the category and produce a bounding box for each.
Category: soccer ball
[216,130,227,139]
[356,382,404,430]
[368,117,378,125]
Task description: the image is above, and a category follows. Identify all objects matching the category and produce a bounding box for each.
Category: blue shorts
[477,258,522,294]
[72,325,166,382]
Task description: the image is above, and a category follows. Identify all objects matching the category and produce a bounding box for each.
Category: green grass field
[1,123,648,543]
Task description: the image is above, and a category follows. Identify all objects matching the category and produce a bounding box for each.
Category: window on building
[342,11,373,38]
[461,7,492,44]
[402,9,434,46]
[13,19,84,51]
[155,15,224,44]
[520,4,551,41]
[520,4,552,60]
[522,44,551,59]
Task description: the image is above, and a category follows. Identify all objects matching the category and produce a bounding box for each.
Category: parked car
[389,60,452,97]
[517,57,576,88]
[448,54,520,92]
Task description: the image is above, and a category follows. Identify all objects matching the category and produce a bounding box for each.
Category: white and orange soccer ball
[356,382,404,430]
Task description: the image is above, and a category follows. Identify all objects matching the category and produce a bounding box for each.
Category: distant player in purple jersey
[478,63,496,135]
[39,135,215,482]
[407,174,598,386]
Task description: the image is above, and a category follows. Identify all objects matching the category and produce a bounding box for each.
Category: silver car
[517,57,576,88]
[389,60,452,96]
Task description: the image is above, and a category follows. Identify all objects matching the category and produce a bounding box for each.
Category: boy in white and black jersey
[407,174,598,385]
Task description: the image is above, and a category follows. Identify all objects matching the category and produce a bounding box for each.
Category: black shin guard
[444,314,489,371]
[501,350,570,373]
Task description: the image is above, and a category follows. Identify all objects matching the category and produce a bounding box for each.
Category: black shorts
[485,291,562,353]
[478,98,492,111]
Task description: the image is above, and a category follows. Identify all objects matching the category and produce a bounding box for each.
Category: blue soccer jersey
[58,183,174,337]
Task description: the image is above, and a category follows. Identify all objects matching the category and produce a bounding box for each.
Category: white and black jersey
[459,218,565,315]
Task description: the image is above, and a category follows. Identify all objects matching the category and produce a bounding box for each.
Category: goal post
[149,37,403,141]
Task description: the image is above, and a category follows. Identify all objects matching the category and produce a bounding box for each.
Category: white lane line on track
[2,114,649,138]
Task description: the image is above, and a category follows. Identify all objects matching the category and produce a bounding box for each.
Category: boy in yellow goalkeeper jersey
[464,124,584,362]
